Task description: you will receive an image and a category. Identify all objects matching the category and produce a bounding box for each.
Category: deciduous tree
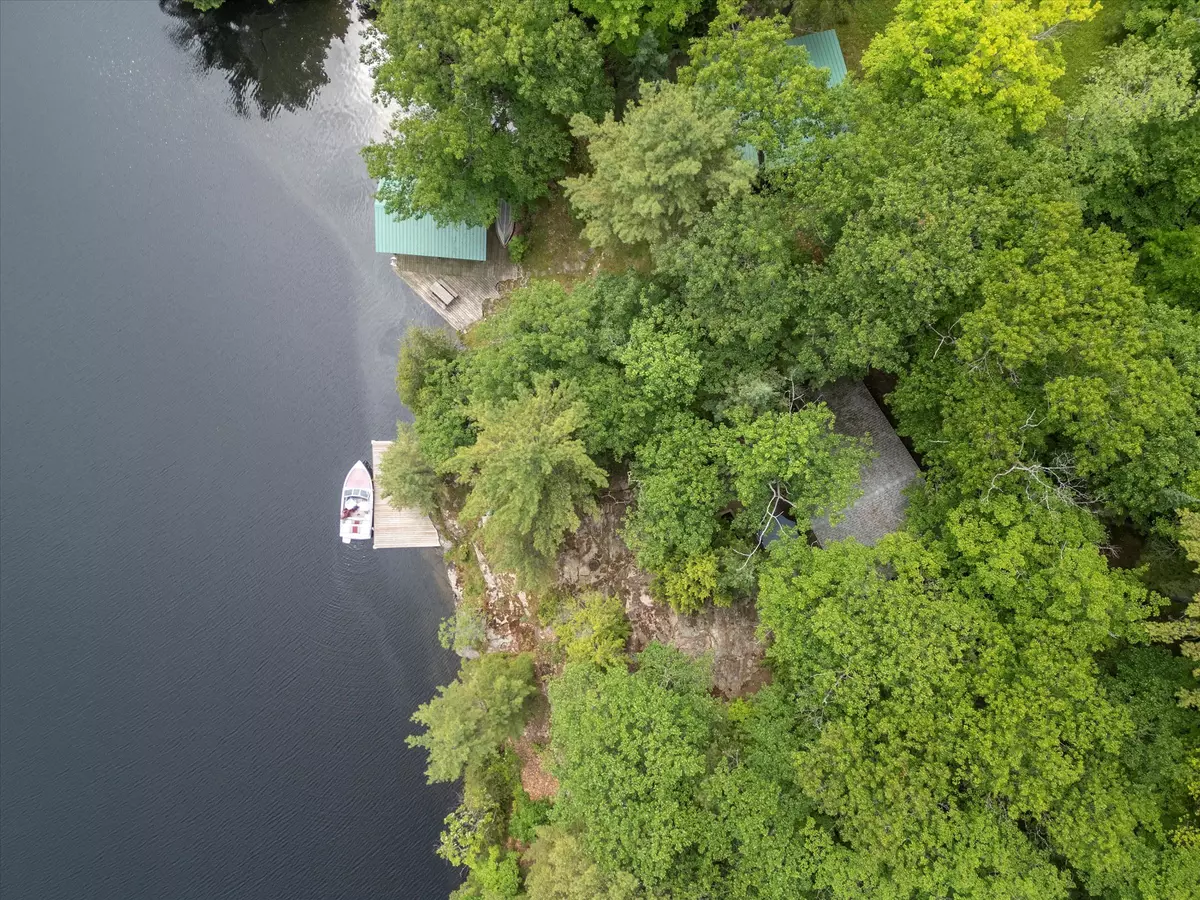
[377,422,438,515]
[363,0,612,224]
[679,1,830,155]
[862,0,1098,133]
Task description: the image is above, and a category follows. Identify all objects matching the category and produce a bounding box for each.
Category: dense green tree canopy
[570,0,701,46]
[862,0,1098,133]
[548,645,720,892]
[1066,4,1200,236]
[363,0,612,224]
[565,80,755,248]
[679,1,831,155]
[386,3,1200,896]
[891,205,1200,523]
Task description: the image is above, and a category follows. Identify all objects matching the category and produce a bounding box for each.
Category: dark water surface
[0,2,461,897]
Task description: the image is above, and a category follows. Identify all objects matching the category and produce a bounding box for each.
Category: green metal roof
[787,30,848,87]
[374,190,486,261]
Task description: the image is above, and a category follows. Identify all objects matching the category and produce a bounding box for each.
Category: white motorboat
[339,461,373,544]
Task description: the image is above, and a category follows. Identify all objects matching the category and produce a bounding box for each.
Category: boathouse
[375,183,519,331]
[374,191,486,261]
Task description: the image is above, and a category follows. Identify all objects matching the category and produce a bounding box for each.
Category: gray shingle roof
[811,378,920,547]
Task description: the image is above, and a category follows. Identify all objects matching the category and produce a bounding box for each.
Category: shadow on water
[160,0,354,120]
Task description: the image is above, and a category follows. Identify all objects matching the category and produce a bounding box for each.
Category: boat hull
[340,460,373,543]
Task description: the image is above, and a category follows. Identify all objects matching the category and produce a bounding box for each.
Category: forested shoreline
[361,0,1199,896]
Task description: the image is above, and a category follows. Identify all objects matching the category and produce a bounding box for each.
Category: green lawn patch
[1054,0,1132,101]
[791,0,899,71]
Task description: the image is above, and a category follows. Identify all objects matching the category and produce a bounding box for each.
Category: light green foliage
[438,606,487,655]
[559,593,631,668]
[548,644,720,891]
[448,379,608,581]
[564,81,755,249]
[508,789,552,844]
[718,406,868,529]
[407,653,536,783]
[862,0,1099,133]
[660,549,725,614]
[523,826,641,900]
[363,0,612,224]
[892,204,1200,523]
[1146,509,1200,708]
[570,0,701,46]
[377,422,437,515]
[1067,16,1200,236]
[679,1,831,155]
[451,846,522,900]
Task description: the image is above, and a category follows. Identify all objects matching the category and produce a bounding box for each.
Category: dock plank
[371,441,441,549]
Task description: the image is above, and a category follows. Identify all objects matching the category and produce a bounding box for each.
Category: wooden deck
[371,440,441,549]
[391,228,521,332]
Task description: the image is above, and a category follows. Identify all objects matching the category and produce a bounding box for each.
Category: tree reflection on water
[160,0,353,120]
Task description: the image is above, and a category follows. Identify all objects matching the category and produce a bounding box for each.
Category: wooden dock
[371,440,441,549]
[391,229,521,332]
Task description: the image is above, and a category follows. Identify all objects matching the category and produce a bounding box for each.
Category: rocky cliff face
[441,476,769,697]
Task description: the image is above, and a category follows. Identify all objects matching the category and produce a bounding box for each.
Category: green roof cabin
[374,186,486,262]
[787,30,847,88]
[738,29,847,165]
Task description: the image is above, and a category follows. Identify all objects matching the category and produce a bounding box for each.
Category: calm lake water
[0,2,462,896]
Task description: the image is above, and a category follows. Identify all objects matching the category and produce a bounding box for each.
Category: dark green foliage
[548,644,720,892]
[408,653,536,784]
[1139,225,1200,308]
[466,276,670,459]
[652,193,808,371]
[396,327,473,469]
[363,0,612,224]
[508,789,552,844]
[624,413,728,575]
[1066,8,1200,238]
[679,1,831,155]
[623,404,868,612]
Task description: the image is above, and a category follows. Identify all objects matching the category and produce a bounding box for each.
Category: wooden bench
[429,278,458,307]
